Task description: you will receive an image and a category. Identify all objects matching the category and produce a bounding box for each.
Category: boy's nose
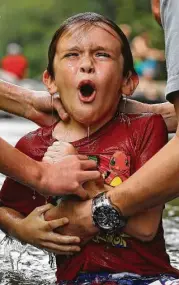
[80,57,95,74]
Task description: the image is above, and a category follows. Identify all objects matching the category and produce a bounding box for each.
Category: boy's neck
[53,112,115,142]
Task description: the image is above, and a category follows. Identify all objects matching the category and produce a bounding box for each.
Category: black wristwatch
[92,192,127,233]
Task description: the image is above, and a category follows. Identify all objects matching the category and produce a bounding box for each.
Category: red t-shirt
[1,113,178,282]
[1,55,28,79]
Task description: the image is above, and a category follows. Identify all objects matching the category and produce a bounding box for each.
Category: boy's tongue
[78,80,96,103]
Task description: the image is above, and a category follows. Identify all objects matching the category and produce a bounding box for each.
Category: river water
[0,116,179,284]
[0,116,56,284]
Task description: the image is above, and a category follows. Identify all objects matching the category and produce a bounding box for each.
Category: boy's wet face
[52,23,125,126]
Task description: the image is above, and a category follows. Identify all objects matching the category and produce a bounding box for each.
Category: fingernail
[63,113,68,120]
[63,218,69,224]
[75,247,81,251]
[75,238,80,243]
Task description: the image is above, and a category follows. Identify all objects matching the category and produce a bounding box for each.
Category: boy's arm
[123,205,163,241]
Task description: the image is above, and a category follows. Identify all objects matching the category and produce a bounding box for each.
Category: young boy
[0,12,178,285]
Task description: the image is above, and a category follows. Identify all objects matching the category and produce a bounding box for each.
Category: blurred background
[0,0,166,102]
[0,1,179,285]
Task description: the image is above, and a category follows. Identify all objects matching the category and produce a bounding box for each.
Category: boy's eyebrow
[60,46,81,52]
[93,45,122,55]
[60,45,119,53]
[92,46,115,52]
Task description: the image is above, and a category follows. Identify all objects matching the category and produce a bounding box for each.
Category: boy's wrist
[8,218,24,241]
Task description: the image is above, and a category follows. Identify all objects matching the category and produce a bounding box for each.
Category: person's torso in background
[1,55,28,79]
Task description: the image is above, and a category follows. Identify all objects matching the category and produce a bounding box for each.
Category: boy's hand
[43,141,77,163]
[15,203,81,255]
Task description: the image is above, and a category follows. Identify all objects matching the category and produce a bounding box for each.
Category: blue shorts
[58,272,177,285]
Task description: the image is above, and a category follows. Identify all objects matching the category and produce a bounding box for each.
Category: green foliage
[0,0,164,78]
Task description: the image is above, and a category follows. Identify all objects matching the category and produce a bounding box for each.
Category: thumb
[53,97,69,121]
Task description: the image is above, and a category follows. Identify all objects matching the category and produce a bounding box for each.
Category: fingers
[40,241,80,254]
[47,217,70,231]
[42,156,53,163]
[40,228,81,254]
[77,154,89,160]
[74,185,89,200]
[53,97,69,121]
[46,230,80,244]
[78,170,101,184]
[32,203,54,217]
[44,151,62,158]
[79,159,98,170]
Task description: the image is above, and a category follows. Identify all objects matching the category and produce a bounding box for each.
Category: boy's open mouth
[78,80,96,103]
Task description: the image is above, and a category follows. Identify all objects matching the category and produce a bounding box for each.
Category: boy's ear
[43,70,58,95]
[121,71,139,97]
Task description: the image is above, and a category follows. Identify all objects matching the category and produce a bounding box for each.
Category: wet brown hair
[47,12,136,79]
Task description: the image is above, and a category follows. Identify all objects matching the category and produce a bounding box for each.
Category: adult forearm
[107,134,179,216]
[0,80,32,117]
[0,137,43,191]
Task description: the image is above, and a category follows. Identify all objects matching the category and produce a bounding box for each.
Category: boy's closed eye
[64,52,79,58]
[96,52,110,58]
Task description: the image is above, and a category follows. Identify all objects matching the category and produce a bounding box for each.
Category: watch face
[93,205,125,231]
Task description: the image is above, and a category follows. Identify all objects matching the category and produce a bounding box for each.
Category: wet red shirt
[1,113,178,281]
[1,55,28,79]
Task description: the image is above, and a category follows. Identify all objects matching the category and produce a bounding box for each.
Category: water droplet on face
[87,126,90,140]
[51,95,54,126]
[87,126,90,152]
